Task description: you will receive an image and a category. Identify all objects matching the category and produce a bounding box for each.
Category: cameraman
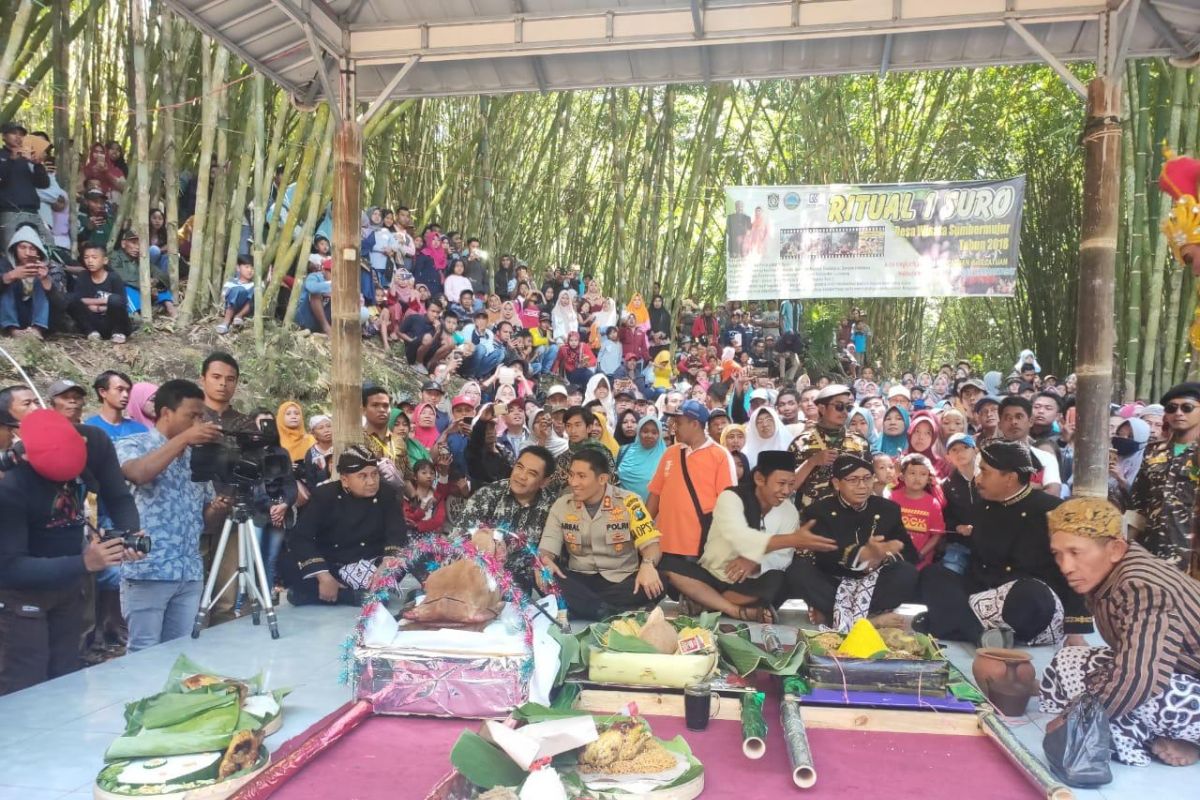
[116,379,230,652]
[0,409,143,696]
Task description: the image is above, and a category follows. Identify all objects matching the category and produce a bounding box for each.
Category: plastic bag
[1043,694,1113,787]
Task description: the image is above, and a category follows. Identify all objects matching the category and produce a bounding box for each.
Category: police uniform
[539,484,659,619]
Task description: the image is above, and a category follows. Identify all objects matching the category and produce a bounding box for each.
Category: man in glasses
[1130,382,1200,575]
[786,454,917,629]
[788,384,870,508]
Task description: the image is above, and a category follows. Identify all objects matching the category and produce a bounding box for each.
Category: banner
[724,177,1025,300]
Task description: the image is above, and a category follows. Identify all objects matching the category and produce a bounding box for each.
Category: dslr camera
[102,528,152,555]
[189,417,291,491]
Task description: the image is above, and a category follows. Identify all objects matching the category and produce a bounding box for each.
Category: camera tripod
[191,499,279,640]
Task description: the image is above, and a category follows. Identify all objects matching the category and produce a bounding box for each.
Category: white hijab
[742,406,794,470]
[551,290,580,342]
[584,373,617,429]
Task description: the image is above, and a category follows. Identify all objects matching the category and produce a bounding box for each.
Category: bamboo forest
[1,0,1198,400]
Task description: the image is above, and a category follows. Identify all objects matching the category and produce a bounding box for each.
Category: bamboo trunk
[331,67,364,460]
[177,43,228,325]
[0,0,34,102]
[1073,78,1122,498]
[129,0,154,319]
[251,74,266,351]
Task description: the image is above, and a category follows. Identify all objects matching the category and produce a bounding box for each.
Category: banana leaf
[137,691,238,731]
[548,625,582,686]
[717,632,807,677]
[557,734,703,795]
[106,696,247,761]
[448,731,527,788]
[162,653,265,695]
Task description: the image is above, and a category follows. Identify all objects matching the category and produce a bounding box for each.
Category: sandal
[736,605,774,624]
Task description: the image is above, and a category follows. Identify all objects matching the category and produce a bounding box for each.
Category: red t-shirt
[891,490,945,570]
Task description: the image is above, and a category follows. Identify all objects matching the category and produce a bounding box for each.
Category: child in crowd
[69,241,132,343]
[403,459,452,534]
[217,255,255,334]
[891,454,945,570]
[872,452,895,499]
[597,325,623,375]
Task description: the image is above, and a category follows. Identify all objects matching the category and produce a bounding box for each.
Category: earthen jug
[973,647,1037,716]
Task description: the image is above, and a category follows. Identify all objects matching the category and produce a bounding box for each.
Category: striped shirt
[1085,542,1200,717]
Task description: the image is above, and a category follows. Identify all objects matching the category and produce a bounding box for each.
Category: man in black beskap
[0,409,143,695]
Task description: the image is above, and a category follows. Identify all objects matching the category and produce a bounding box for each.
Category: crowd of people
[3,117,1200,769]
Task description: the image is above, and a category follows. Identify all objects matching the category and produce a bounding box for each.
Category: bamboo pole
[1073,77,1122,498]
[331,63,364,460]
[129,0,154,320]
[0,0,35,103]
[251,74,266,352]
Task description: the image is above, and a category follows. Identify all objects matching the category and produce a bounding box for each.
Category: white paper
[482,716,598,770]
[361,601,399,647]
[519,768,568,800]
[570,749,691,793]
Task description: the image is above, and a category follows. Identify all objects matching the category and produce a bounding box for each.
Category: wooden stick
[979,712,1074,800]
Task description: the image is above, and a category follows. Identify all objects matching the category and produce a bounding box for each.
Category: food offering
[803,619,949,695]
[561,609,806,690]
[93,656,288,800]
[445,706,704,799]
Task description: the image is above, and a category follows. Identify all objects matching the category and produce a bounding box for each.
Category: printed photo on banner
[724,178,1025,300]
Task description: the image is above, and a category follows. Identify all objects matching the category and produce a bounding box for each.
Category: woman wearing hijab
[276,401,316,463]
[389,408,430,485]
[591,410,621,457]
[551,289,580,342]
[625,293,651,333]
[127,381,159,429]
[1110,417,1150,509]
[467,417,512,487]
[551,330,596,384]
[847,406,881,454]
[741,406,794,470]
[303,414,335,489]
[411,402,441,450]
[529,407,569,456]
[904,412,949,478]
[720,424,750,484]
[1013,349,1041,375]
[594,297,619,333]
[878,405,911,457]
[616,416,666,501]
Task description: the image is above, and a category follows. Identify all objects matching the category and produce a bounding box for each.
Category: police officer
[0,409,143,695]
[538,447,663,620]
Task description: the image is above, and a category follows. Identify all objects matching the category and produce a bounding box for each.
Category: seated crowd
[1,124,1198,764]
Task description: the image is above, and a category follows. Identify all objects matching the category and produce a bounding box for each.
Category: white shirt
[1030,445,1061,488]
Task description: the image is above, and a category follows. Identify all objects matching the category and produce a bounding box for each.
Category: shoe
[112,333,126,344]
[978,627,1014,650]
[216,324,230,334]
[87,331,101,341]
[233,317,245,328]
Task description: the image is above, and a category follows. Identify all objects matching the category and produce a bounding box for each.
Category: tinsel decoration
[338,524,561,686]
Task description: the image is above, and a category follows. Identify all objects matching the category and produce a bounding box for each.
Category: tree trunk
[0,0,34,102]
[331,66,364,460]
[1073,78,1122,498]
[129,0,154,318]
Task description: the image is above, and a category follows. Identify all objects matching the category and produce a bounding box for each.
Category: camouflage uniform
[547,440,617,496]
[788,425,870,508]
[1130,439,1197,574]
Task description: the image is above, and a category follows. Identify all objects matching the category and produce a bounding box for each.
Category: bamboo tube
[979,712,1073,800]
[780,694,817,789]
[740,692,767,760]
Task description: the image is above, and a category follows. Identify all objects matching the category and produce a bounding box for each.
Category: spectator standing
[86,371,146,440]
[0,121,52,248]
[116,381,229,651]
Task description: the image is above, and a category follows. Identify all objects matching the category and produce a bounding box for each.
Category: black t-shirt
[71,270,125,303]
[400,314,436,342]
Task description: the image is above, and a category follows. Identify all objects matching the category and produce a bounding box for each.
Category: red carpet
[265,712,1042,799]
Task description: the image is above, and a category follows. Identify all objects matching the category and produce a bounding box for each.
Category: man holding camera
[116,379,231,651]
[0,408,143,695]
[0,120,52,250]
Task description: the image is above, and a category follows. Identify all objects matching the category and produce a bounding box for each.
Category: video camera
[190,417,291,491]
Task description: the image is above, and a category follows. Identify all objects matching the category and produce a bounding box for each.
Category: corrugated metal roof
[163,0,1200,100]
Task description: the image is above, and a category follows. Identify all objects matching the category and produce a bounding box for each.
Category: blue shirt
[84,414,148,441]
[116,429,215,582]
[295,272,332,330]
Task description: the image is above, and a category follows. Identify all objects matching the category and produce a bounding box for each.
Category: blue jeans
[0,279,49,331]
[532,344,559,376]
[941,542,970,575]
[225,285,254,314]
[120,579,203,652]
[258,525,283,590]
[467,347,504,379]
[125,285,174,314]
[148,245,169,272]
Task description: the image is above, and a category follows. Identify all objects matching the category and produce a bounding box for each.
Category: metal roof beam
[1005,18,1087,98]
[357,55,421,123]
[347,2,1107,65]
[690,0,705,38]
[303,23,341,115]
[1141,0,1194,57]
[262,0,345,58]
[1108,0,1141,74]
[879,32,893,75]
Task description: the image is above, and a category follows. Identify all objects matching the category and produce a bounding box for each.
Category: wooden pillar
[331,61,364,460]
[1072,77,1122,498]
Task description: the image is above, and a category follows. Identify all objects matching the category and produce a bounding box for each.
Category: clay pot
[973,648,1037,717]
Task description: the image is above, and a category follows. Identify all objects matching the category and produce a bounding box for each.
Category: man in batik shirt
[789,384,870,508]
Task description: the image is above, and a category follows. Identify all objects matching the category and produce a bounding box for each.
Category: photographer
[0,408,143,695]
[281,446,408,606]
[115,379,231,652]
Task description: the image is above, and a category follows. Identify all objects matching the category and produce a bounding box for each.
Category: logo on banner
[767,193,780,209]
[783,192,801,210]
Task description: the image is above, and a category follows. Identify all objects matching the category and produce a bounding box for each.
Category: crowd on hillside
[3,118,1200,769]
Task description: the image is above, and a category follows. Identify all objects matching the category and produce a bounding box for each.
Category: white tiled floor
[0,604,1192,798]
